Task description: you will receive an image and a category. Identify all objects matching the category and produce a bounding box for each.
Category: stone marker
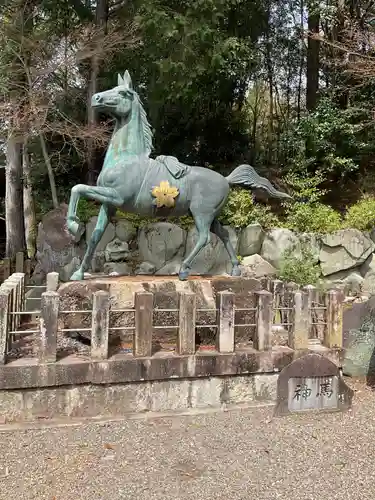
[342,296,375,380]
[275,353,353,416]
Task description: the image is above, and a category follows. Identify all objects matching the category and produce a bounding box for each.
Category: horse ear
[123,70,133,89]
[117,73,124,86]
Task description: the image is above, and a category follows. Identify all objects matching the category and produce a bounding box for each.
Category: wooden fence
[0,272,344,365]
[0,252,32,284]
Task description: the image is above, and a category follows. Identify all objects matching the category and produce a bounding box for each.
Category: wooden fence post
[0,289,10,364]
[3,258,10,280]
[324,289,343,348]
[216,291,235,353]
[15,252,24,273]
[303,284,318,340]
[178,291,196,355]
[134,292,153,357]
[2,279,17,336]
[13,273,25,324]
[289,290,309,350]
[91,291,110,360]
[10,274,24,329]
[254,290,273,351]
[260,277,271,291]
[271,279,284,325]
[24,259,31,281]
[46,272,59,292]
[39,291,59,363]
[285,282,298,333]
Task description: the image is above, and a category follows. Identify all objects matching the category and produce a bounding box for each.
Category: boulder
[298,233,321,263]
[91,251,106,273]
[34,204,86,282]
[60,256,81,282]
[325,269,364,295]
[156,261,181,275]
[104,262,132,276]
[319,229,374,276]
[361,253,375,295]
[86,216,115,252]
[241,254,278,278]
[115,219,137,242]
[105,238,130,262]
[343,305,375,379]
[135,261,156,275]
[238,223,265,257]
[138,222,186,272]
[260,228,300,269]
[185,226,238,275]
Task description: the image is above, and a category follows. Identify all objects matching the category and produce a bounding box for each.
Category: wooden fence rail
[0,272,344,365]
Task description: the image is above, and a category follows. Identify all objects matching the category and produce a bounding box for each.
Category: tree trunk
[39,134,59,208]
[306,6,320,111]
[297,0,304,120]
[265,3,274,166]
[23,141,37,259]
[5,134,25,258]
[86,0,108,185]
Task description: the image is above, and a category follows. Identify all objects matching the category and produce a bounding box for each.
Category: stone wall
[33,206,375,293]
[0,375,277,422]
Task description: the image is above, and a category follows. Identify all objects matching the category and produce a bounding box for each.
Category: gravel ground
[0,379,373,500]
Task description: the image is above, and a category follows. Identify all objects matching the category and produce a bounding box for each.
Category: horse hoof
[178,269,190,281]
[70,270,84,281]
[231,265,241,277]
[67,219,85,242]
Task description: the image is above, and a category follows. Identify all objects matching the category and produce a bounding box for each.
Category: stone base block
[0,374,278,423]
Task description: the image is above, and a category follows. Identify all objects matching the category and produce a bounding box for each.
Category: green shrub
[278,245,321,286]
[343,195,375,231]
[219,188,280,229]
[284,202,342,233]
[281,171,342,233]
[116,210,194,230]
[76,199,100,222]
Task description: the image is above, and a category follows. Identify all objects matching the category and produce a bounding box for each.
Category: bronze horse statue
[67,71,291,280]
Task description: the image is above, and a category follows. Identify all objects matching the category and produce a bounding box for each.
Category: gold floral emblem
[151,181,179,208]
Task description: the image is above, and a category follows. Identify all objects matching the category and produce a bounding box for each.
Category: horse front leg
[67,185,86,242]
[70,204,115,281]
[67,184,123,240]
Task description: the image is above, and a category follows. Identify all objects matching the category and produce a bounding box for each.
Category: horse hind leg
[178,213,213,281]
[211,219,241,277]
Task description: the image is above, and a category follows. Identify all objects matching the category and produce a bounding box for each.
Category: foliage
[219,188,280,229]
[284,202,342,233]
[278,245,321,286]
[130,0,265,163]
[343,195,375,231]
[72,201,196,229]
[116,210,195,230]
[282,99,372,176]
[77,199,100,223]
[277,97,375,213]
[282,172,342,233]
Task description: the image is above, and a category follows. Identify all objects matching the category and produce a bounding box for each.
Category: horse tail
[226,164,292,200]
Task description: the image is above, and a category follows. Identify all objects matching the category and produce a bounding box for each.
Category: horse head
[91,70,135,119]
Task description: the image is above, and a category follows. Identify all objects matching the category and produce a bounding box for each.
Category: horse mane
[134,93,153,155]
